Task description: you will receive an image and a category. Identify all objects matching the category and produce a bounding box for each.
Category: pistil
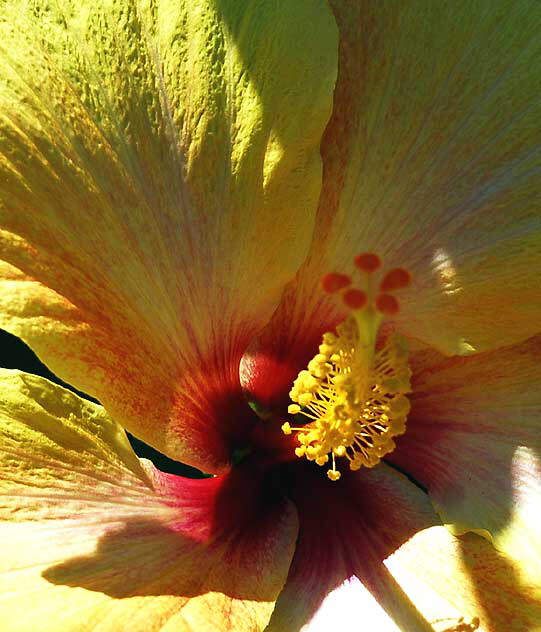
[282,253,412,481]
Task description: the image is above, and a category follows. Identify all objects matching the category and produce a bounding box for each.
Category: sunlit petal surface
[263,1,541,360]
[299,577,401,632]
[0,0,338,471]
[387,526,541,631]
[0,370,298,632]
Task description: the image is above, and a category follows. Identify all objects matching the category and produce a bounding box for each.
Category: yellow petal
[0,0,338,471]
[388,335,541,589]
[268,2,541,356]
[0,369,298,632]
[386,526,541,632]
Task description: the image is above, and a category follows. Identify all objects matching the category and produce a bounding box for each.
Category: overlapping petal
[263,1,541,359]
[2,3,540,631]
[388,335,541,590]
[301,525,541,631]
[387,526,541,632]
[266,463,438,631]
[0,370,298,632]
[0,0,338,471]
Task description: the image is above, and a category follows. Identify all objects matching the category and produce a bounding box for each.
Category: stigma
[282,253,412,481]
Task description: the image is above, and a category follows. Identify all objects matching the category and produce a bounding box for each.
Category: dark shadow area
[42,518,201,598]
[42,467,292,602]
[0,328,98,402]
[384,458,429,495]
[40,457,430,619]
[42,516,272,600]
[127,435,212,478]
[0,328,213,478]
[208,0,334,140]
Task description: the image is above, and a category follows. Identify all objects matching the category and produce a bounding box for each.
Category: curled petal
[0,0,338,471]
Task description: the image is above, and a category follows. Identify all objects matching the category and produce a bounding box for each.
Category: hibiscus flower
[1,1,540,631]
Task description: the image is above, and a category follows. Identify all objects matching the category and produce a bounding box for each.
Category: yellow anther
[298,393,314,406]
[282,255,412,480]
[281,421,292,435]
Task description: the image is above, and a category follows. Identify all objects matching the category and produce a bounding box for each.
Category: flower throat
[282,253,412,481]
